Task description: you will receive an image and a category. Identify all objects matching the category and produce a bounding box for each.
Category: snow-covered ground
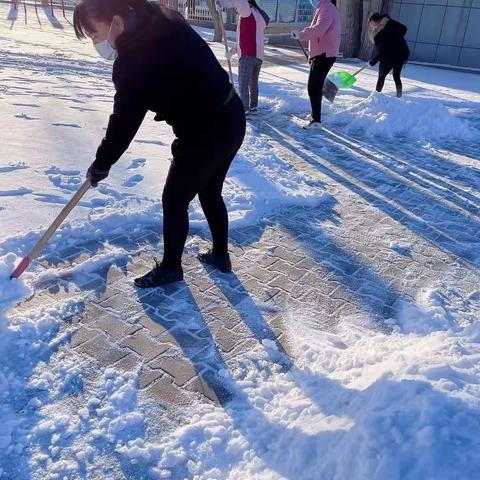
[1,4,480,479]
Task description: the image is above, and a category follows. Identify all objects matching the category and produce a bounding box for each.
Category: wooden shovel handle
[29,179,91,260]
[297,39,309,60]
[351,65,369,77]
[217,7,234,85]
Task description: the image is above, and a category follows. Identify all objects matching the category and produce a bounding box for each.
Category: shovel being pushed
[327,64,369,92]
[297,40,367,102]
[297,40,338,102]
[10,179,91,279]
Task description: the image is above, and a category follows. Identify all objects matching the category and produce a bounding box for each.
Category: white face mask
[94,21,117,60]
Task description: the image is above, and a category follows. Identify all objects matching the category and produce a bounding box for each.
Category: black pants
[308,54,336,122]
[161,94,246,269]
[377,60,405,97]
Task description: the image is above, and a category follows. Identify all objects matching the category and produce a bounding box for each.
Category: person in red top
[291,0,340,129]
[218,0,269,115]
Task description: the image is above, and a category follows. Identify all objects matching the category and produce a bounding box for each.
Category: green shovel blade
[330,71,358,89]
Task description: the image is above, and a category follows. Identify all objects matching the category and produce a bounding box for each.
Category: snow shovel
[328,65,369,90]
[10,179,91,279]
[216,5,234,85]
[297,40,338,103]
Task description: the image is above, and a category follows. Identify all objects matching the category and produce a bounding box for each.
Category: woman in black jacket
[73,0,246,288]
[368,13,410,97]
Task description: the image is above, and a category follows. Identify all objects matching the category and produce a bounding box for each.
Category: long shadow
[134,283,480,479]
[324,128,480,214]
[8,2,18,28]
[0,50,109,78]
[42,5,63,29]
[34,3,42,25]
[258,118,480,267]
[224,202,402,322]
[133,283,349,479]
[201,269,292,370]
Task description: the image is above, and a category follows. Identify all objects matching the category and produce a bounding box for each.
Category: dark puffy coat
[370,18,410,66]
[93,3,233,171]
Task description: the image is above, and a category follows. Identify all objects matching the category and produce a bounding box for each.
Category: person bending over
[368,13,409,98]
[74,0,246,288]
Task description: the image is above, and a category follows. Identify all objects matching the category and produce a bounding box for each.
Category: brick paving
[9,63,479,417]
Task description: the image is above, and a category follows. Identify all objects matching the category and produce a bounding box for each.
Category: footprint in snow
[0,187,33,197]
[122,174,144,187]
[15,113,39,121]
[44,166,83,192]
[45,166,82,176]
[70,106,98,112]
[127,158,146,170]
[52,123,81,128]
[0,163,29,174]
[12,103,40,108]
[134,139,165,146]
[33,193,92,208]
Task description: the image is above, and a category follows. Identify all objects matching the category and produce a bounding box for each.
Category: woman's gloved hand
[86,164,109,187]
[290,31,300,40]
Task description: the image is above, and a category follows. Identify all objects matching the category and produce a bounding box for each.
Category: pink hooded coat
[298,0,341,59]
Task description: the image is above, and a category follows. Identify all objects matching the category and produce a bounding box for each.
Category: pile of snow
[3,279,480,479]
[221,130,328,225]
[330,93,476,142]
[0,254,31,316]
[0,255,85,478]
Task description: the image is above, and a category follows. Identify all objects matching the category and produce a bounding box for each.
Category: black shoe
[198,250,232,273]
[303,120,322,130]
[134,258,183,288]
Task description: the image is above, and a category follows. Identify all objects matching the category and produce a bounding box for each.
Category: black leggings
[377,61,405,97]
[308,53,336,122]
[161,94,246,269]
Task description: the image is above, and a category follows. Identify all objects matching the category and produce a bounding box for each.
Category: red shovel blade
[10,256,31,279]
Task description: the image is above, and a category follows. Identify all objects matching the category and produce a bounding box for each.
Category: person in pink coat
[291,0,341,129]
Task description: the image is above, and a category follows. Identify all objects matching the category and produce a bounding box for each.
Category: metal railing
[9,0,69,17]
[159,0,314,26]
[7,0,314,27]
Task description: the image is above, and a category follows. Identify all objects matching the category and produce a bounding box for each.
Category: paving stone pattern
[10,67,480,415]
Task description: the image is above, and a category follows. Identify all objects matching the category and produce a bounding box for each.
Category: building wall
[259,0,314,24]
[389,0,480,68]
[174,0,315,26]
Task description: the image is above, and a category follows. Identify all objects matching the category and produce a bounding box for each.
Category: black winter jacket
[370,18,410,67]
[93,3,233,171]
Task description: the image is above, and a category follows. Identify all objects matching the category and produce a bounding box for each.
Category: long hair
[370,12,387,22]
[73,0,149,39]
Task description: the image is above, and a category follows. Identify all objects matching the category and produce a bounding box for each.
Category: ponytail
[73,0,150,39]
[248,0,270,25]
[370,12,387,22]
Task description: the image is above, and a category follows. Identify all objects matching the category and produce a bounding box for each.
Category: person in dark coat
[73,0,246,288]
[368,13,410,97]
